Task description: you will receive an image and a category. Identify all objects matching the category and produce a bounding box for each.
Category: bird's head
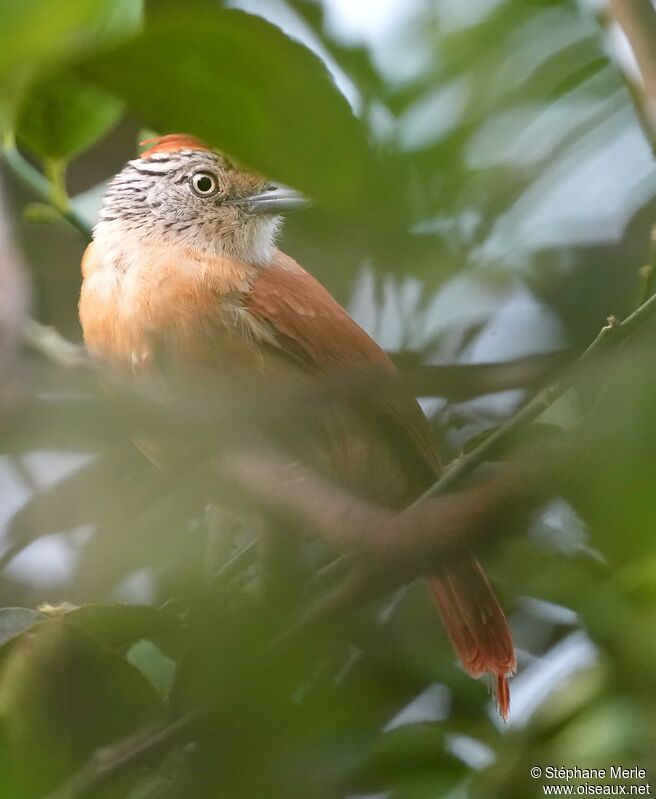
[95,133,307,263]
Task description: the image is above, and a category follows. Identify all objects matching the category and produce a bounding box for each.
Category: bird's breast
[79,239,276,380]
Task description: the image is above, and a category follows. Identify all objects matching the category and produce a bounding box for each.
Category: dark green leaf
[352,724,466,795]
[80,9,372,208]
[0,619,163,799]
[16,74,123,161]
[65,603,184,658]
[0,0,142,122]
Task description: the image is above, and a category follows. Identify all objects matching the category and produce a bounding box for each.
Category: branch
[15,291,656,599]
[21,319,89,369]
[414,308,639,503]
[610,0,656,130]
[388,350,568,400]
[600,0,656,154]
[42,713,194,799]
[219,294,656,626]
[17,315,570,463]
[17,284,656,525]
[20,312,566,400]
[220,442,560,611]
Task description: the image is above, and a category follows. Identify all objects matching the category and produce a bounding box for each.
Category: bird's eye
[190,171,218,197]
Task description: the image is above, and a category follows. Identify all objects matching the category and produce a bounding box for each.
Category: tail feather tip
[495,673,511,722]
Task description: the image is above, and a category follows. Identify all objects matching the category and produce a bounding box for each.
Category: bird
[79,133,516,718]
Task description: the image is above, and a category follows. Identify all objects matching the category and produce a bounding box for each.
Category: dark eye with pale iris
[191,171,218,197]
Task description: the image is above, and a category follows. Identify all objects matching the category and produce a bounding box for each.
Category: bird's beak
[240,186,310,215]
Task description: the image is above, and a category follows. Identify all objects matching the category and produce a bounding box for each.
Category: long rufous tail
[428,561,516,720]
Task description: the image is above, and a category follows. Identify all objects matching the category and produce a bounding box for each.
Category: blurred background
[1,0,656,797]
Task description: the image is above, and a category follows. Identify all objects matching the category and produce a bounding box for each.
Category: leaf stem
[45,157,70,214]
[1,133,91,240]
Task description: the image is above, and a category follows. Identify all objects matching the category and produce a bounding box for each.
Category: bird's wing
[247,253,516,710]
[245,250,443,488]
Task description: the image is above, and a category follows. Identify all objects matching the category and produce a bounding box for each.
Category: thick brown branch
[220,442,561,595]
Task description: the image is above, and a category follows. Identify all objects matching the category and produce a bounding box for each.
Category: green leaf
[65,603,184,658]
[0,618,163,799]
[0,607,46,648]
[16,74,123,161]
[0,0,142,124]
[80,8,372,208]
[352,724,466,796]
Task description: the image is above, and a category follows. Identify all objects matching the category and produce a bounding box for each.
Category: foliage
[16,76,123,164]
[1,0,656,797]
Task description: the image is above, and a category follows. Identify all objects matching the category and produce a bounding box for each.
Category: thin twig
[414,306,646,504]
[21,319,89,369]
[43,713,195,799]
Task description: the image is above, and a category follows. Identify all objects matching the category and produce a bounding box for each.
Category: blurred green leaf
[0,0,142,123]
[0,619,162,798]
[552,697,650,764]
[570,343,656,565]
[352,723,466,796]
[65,603,184,658]
[0,607,46,648]
[16,74,123,161]
[79,8,372,208]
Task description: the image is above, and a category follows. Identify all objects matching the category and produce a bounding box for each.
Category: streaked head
[96,134,307,263]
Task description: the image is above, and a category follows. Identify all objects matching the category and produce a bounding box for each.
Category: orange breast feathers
[79,239,264,375]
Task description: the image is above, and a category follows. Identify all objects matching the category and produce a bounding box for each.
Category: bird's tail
[428,561,516,720]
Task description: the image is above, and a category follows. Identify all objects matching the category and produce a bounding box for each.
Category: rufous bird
[79,134,516,717]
